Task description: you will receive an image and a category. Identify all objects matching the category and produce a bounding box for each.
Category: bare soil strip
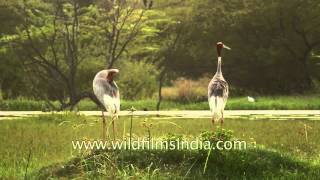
[1,110,320,120]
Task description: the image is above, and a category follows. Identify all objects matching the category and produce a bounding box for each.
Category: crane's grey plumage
[208,42,230,127]
[93,69,120,141]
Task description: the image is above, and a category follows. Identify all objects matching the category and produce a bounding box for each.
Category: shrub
[117,61,158,100]
[162,133,184,150]
[200,128,234,144]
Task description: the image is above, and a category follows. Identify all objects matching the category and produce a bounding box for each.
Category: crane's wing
[93,78,120,113]
[208,79,228,99]
[208,79,229,115]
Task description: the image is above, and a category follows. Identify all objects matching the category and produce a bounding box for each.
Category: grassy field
[1,95,320,111]
[1,113,320,178]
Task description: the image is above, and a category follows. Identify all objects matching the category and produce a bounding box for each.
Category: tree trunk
[107,56,115,69]
[156,71,165,111]
[60,91,103,111]
[300,60,312,91]
[0,81,2,100]
[293,58,312,93]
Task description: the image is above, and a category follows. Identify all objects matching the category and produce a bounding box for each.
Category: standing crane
[93,69,120,141]
[208,42,231,128]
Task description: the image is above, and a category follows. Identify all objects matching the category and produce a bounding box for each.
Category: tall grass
[162,77,209,102]
[162,76,248,102]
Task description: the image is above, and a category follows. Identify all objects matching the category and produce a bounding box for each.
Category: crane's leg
[211,116,215,130]
[112,116,116,141]
[221,110,224,126]
[102,111,107,142]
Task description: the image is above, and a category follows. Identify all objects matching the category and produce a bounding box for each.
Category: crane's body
[208,64,229,119]
[208,42,230,127]
[93,69,120,141]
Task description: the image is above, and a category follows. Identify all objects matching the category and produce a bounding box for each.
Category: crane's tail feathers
[209,96,224,118]
[103,94,120,116]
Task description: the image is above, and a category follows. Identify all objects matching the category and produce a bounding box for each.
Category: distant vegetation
[1,75,320,111]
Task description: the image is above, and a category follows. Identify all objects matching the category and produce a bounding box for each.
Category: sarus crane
[93,69,120,141]
[208,42,231,127]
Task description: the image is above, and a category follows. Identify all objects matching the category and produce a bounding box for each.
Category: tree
[0,0,26,99]
[154,22,183,110]
[2,0,159,108]
[167,0,320,94]
[93,0,153,68]
[3,0,102,109]
[227,0,320,93]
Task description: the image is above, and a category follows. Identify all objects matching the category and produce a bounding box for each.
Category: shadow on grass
[36,147,320,179]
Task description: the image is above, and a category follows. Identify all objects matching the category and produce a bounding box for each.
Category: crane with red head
[208,42,231,128]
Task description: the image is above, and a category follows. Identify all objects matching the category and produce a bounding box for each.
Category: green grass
[37,148,320,179]
[1,113,320,178]
[1,95,320,111]
[35,148,320,179]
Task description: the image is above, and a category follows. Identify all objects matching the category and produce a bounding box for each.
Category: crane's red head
[106,69,119,82]
[216,42,231,57]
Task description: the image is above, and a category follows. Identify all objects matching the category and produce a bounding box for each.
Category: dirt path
[1,110,320,119]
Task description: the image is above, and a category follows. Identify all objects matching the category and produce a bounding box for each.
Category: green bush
[117,61,158,100]
[162,133,184,150]
[200,128,234,144]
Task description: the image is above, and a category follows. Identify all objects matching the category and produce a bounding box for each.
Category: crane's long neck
[216,56,222,75]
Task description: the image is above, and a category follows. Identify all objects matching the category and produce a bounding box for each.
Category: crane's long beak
[223,44,231,50]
